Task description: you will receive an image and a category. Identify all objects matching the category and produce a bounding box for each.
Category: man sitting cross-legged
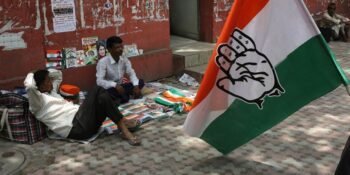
[96,36,144,104]
[319,2,349,42]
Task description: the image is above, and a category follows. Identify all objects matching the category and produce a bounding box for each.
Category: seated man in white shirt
[319,2,349,42]
[96,36,144,104]
[24,69,141,146]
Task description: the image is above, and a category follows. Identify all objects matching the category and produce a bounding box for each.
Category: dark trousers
[107,80,144,104]
[67,86,123,140]
[335,136,350,175]
[319,27,332,43]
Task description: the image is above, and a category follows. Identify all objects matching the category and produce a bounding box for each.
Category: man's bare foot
[117,119,141,146]
[119,132,141,146]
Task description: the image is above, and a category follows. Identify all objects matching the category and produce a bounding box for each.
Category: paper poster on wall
[76,50,86,67]
[96,40,108,60]
[63,47,77,68]
[46,49,63,70]
[123,44,139,57]
[51,0,77,33]
[82,36,98,65]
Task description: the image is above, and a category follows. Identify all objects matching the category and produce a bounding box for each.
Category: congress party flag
[183,0,349,154]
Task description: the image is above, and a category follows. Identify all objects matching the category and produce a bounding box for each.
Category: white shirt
[96,55,139,89]
[24,69,78,138]
[320,12,349,28]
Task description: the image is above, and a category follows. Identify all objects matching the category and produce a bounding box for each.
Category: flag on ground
[183,0,349,154]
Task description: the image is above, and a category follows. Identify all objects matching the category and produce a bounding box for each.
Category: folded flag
[154,88,194,113]
[183,0,349,154]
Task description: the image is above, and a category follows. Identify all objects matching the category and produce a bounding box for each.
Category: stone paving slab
[0,41,350,175]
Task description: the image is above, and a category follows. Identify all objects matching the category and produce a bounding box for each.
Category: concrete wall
[170,0,200,40]
[199,0,234,42]
[212,0,234,42]
[207,0,350,43]
[0,0,171,90]
[305,0,350,17]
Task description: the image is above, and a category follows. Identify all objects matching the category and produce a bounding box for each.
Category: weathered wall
[208,0,350,43]
[0,0,171,90]
[212,0,234,42]
[199,0,213,42]
[0,0,45,88]
[305,0,350,17]
[199,0,234,42]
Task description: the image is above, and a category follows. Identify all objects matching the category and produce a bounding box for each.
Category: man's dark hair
[106,36,123,49]
[328,2,336,9]
[34,69,49,88]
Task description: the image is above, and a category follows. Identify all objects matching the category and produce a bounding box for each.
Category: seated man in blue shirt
[96,36,144,104]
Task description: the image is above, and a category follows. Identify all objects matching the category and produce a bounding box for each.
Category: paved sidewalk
[1,41,350,175]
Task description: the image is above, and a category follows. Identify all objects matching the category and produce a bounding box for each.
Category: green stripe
[200,35,346,154]
[320,35,350,86]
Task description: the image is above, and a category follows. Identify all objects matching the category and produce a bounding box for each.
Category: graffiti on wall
[305,0,332,7]
[0,0,41,50]
[85,0,169,31]
[304,0,350,16]
[0,31,27,51]
[133,0,169,21]
[0,0,169,51]
[214,0,234,22]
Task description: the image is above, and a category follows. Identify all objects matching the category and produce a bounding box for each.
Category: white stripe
[243,0,319,67]
[183,87,226,137]
[184,0,319,137]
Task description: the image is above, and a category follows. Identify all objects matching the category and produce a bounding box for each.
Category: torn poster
[51,0,76,33]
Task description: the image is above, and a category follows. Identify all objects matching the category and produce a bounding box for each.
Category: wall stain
[86,0,169,31]
[214,0,234,22]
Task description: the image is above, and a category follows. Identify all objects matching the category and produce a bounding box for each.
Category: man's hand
[72,98,80,105]
[133,87,142,99]
[116,85,126,94]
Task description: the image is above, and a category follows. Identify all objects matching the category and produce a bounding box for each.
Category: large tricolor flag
[183,0,349,154]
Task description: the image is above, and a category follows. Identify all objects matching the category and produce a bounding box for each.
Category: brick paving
[1,41,350,175]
